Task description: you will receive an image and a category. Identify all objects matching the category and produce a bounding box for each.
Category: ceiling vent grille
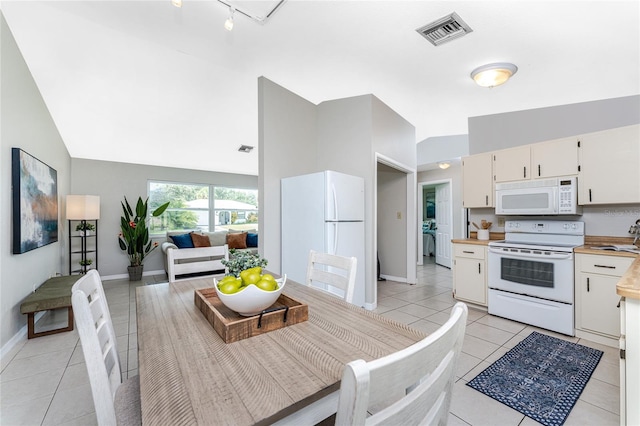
[416,12,473,46]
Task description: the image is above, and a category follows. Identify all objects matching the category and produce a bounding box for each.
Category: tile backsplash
[468,203,640,238]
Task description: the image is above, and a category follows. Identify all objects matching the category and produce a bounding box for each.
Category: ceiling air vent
[416,12,473,46]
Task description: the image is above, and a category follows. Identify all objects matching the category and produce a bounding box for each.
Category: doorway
[374,154,417,295]
[418,179,453,269]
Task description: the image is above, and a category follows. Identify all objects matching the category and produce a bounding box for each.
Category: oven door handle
[488,247,573,260]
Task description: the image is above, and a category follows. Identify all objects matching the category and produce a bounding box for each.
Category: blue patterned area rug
[466,331,603,426]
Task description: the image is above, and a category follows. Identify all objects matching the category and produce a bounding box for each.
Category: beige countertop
[574,246,639,258]
[451,238,495,246]
[617,256,640,300]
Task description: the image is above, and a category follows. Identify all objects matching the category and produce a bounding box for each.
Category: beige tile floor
[0,260,620,425]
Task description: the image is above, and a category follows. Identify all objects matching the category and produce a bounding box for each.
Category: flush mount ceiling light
[224,7,235,31]
[470,62,518,88]
[438,162,451,170]
[238,145,254,153]
[171,0,182,8]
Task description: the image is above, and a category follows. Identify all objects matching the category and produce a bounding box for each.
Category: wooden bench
[20,275,80,339]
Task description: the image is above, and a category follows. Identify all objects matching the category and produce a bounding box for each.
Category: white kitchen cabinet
[493,137,579,183]
[531,136,579,178]
[453,243,487,306]
[575,253,634,345]
[578,124,640,205]
[493,146,530,183]
[462,153,493,208]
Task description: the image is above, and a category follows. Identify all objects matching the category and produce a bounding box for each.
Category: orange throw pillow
[227,232,247,249]
[191,232,211,248]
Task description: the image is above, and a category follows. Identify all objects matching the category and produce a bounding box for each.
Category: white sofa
[161,229,258,282]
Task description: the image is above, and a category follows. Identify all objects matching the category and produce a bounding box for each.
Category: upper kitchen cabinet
[494,137,579,183]
[578,124,640,205]
[531,137,579,178]
[462,153,493,208]
[493,146,530,183]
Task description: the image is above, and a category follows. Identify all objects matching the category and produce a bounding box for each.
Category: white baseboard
[1,311,46,363]
[101,269,166,282]
[380,274,407,283]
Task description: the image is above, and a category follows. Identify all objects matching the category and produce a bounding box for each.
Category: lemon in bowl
[214,274,286,316]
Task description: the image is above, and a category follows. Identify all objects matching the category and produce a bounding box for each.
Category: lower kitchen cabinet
[575,253,634,345]
[453,243,487,306]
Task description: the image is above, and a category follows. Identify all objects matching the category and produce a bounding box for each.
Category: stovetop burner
[491,220,585,250]
[488,240,578,253]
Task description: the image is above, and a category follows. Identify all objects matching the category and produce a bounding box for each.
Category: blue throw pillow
[246,233,258,248]
[170,233,194,248]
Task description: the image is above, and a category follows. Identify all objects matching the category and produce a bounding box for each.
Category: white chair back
[305,250,357,303]
[335,302,468,425]
[72,270,124,425]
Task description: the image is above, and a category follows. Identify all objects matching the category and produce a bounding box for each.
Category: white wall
[258,78,416,306]
[469,95,640,153]
[417,134,469,166]
[1,14,71,350]
[258,77,318,272]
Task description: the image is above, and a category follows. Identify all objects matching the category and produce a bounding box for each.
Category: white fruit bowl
[214,275,287,316]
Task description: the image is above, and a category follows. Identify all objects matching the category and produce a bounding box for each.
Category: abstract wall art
[12,148,58,254]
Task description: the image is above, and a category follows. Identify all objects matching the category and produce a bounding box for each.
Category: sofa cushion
[170,233,194,248]
[206,230,228,247]
[227,232,247,249]
[190,232,211,248]
[246,233,258,248]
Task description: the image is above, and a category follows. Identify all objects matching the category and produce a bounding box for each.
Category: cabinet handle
[587,277,590,292]
[538,164,541,177]
[594,264,616,269]
[478,263,481,274]
[589,189,592,202]
[485,195,489,206]
[463,250,474,254]
[523,166,527,178]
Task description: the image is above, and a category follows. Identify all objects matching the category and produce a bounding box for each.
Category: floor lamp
[66,195,100,274]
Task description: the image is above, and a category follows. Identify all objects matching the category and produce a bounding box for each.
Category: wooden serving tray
[194,288,308,343]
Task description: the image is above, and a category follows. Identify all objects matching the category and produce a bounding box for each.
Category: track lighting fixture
[224,7,235,31]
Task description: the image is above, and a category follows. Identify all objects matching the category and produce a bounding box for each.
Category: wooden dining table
[136,276,426,425]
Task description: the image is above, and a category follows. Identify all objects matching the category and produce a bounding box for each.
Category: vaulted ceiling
[2,1,639,176]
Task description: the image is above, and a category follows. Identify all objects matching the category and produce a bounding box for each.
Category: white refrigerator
[281,171,366,307]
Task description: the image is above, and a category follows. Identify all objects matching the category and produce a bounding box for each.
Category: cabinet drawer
[454,244,485,260]
[578,254,634,276]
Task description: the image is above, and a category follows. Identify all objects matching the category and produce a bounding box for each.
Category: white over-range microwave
[495,176,582,215]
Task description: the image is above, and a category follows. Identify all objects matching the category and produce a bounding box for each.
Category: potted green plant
[222,249,268,277]
[75,222,96,236]
[118,196,170,281]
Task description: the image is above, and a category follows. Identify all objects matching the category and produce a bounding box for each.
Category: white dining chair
[335,302,468,425]
[306,250,357,303]
[71,270,141,426]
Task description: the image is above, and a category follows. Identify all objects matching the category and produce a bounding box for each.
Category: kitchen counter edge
[451,238,495,246]
[616,256,640,300]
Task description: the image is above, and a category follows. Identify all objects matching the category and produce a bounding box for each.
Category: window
[214,187,258,231]
[148,182,209,233]
[148,182,258,234]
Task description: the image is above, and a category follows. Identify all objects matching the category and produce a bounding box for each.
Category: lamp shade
[66,195,100,220]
